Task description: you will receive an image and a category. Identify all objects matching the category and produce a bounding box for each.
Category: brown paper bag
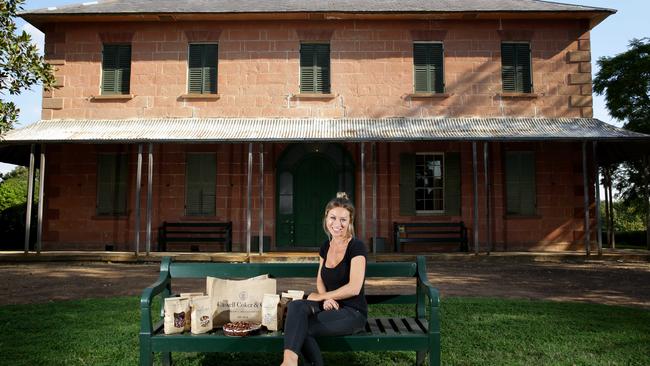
[163,297,190,334]
[207,275,276,327]
[261,293,281,331]
[190,295,213,334]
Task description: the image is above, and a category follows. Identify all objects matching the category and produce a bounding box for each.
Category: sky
[1,0,649,174]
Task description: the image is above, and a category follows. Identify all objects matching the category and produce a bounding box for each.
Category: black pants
[283,299,366,366]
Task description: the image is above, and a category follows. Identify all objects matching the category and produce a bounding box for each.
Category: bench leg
[161,352,172,366]
[416,351,426,366]
[139,340,153,366]
[429,333,441,366]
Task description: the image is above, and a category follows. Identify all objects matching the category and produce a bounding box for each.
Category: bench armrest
[415,256,441,335]
[140,258,172,335]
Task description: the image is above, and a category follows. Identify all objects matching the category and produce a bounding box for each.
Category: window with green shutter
[185,153,216,216]
[501,42,532,93]
[413,42,444,93]
[101,44,131,95]
[300,43,330,94]
[188,44,218,94]
[505,151,536,215]
[400,152,460,216]
[96,154,128,215]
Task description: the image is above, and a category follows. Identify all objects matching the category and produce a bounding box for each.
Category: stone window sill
[179,93,221,100]
[292,93,336,100]
[498,93,539,99]
[408,93,451,99]
[91,94,134,101]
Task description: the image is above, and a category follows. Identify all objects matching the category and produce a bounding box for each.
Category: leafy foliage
[594,38,650,247]
[0,165,37,250]
[594,38,650,134]
[0,0,55,134]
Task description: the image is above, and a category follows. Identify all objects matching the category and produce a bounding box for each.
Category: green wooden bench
[140,256,440,366]
[158,221,232,252]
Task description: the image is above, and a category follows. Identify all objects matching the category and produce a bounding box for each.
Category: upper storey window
[413,42,444,93]
[501,42,532,93]
[300,43,330,94]
[188,44,218,94]
[101,44,131,95]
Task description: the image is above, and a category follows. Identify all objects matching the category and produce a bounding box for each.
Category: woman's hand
[322,298,339,311]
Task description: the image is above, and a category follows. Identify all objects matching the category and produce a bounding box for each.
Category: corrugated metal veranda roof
[2,117,648,144]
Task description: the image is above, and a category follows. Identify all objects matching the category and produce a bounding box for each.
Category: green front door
[276,144,355,249]
[293,155,338,247]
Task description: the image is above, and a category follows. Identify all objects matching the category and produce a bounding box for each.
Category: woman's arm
[316,257,326,294]
[307,255,366,301]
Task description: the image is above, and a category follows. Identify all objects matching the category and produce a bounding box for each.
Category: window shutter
[203,44,218,94]
[414,43,444,93]
[188,44,204,94]
[116,45,131,95]
[505,151,536,215]
[300,43,329,93]
[102,46,118,94]
[519,152,536,215]
[97,154,128,215]
[102,45,130,95]
[502,43,531,93]
[516,43,532,93]
[399,153,416,215]
[185,153,216,216]
[444,152,461,216]
[314,44,330,93]
[432,44,444,93]
[413,44,430,93]
[501,43,516,92]
[114,154,128,214]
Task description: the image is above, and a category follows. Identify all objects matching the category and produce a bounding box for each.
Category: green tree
[0,0,55,134]
[594,38,650,249]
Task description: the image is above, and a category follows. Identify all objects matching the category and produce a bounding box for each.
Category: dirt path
[0,259,648,309]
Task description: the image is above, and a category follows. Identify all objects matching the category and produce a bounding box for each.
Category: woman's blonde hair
[322,192,355,239]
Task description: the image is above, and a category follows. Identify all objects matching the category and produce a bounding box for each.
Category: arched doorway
[276,143,355,248]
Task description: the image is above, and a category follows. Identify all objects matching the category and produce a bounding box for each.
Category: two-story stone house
[3,0,648,254]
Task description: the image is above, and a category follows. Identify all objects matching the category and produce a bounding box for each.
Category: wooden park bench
[140,256,441,366]
[158,221,232,252]
[394,222,468,252]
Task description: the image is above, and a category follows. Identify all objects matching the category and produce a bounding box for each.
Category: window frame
[101,44,131,95]
[415,152,445,214]
[96,153,129,216]
[413,41,445,94]
[501,42,533,93]
[299,42,331,94]
[187,43,219,94]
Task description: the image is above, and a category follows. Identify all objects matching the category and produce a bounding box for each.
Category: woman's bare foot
[280,349,299,366]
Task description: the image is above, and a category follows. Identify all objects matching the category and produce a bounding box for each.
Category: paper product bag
[190,295,213,334]
[164,296,190,334]
[261,293,281,331]
[207,274,276,327]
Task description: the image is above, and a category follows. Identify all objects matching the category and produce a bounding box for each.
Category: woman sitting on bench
[281,192,368,366]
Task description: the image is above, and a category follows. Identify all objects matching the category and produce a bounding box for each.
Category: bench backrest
[165,260,416,279]
[161,258,421,305]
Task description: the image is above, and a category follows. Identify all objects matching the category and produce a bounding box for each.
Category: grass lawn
[0,297,648,366]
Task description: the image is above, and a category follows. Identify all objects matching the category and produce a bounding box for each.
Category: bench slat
[163,223,231,228]
[403,230,462,235]
[402,317,426,334]
[367,318,381,335]
[163,237,227,242]
[415,318,429,332]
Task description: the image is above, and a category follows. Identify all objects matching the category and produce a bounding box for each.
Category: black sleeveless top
[319,238,368,316]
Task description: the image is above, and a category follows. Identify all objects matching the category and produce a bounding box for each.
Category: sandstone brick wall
[42,141,597,252]
[41,18,591,120]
